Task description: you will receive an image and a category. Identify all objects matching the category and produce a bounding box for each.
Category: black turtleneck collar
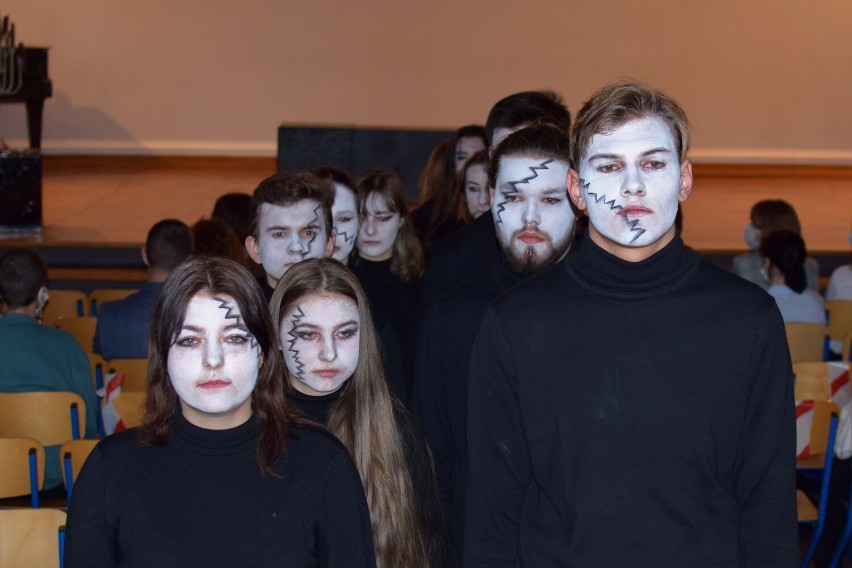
[287,381,350,425]
[170,410,259,456]
[568,233,699,298]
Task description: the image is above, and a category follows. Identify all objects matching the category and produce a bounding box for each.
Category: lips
[314,369,340,379]
[198,379,230,389]
[619,206,653,217]
[517,231,546,244]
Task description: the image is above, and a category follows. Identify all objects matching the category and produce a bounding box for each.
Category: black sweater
[288,385,448,567]
[65,412,376,568]
[413,260,524,564]
[464,235,798,567]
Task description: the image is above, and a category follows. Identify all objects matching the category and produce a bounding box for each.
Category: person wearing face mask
[732,199,820,292]
[65,257,376,568]
[826,229,852,301]
[272,258,446,568]
[759,230,825,324]
[352,170,425,404]
[0,248,98,493]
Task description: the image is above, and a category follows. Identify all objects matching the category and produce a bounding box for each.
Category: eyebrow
[588,148,674,161]
[293,320,359,329]
[180,323,248,332]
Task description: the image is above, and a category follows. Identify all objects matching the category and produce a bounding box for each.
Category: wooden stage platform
[0,157,850,289]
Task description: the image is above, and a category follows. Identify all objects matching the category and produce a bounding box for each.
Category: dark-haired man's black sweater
[464,235,797,567]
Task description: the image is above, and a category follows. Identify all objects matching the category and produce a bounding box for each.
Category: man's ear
[489,187,495,209]
[567,169,587,211]
[678,159,694,202]
[245,235,262,264]
[324,233,336,258]
[140,247,149,267]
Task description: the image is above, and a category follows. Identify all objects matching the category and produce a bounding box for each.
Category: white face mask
[168,294,260,429]
[357,193,401,261]
[743,223,761,250]
[281,293,360,397]
[491,156,575,275]
[465,163,491,219]
[574,116,691,258]
[248,201,330,285]
[331,183,359,262]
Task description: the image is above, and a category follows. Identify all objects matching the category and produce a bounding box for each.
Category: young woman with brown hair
[271,258,445,568]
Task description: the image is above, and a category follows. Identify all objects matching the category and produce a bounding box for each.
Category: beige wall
[3,0,852,163]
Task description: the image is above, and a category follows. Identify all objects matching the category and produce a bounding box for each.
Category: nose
[521,200,540,226]
[621,165,646,197]
[363,216,377,236]
[203,340,224,369]
[478,190,491,209]
[286,232,306,254]
[319,336,337,362]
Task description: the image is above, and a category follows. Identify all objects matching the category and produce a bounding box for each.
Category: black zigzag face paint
[167,294,259,428]
[491,156,575,271]
[254,200,330,282]
[331,183,359,262]
[281,293,360,397]
[578,116,682,250]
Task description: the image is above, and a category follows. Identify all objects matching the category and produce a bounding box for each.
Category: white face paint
[465,163,491,219]
[281,293,360,397]
[168,294,260,429]
[357,193,401,261]
[454,136,486,172]
[247,200,330,286]
[573,116,691,259]
[331,183,358,262]
[491,156,575,275]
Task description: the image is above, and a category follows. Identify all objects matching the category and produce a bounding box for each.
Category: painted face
[247,200,329,286]
[167,294,260,429]
[572,116,692,259]
[464,163,491,219]
[331,183,359,262]
[281,292,360,397]
[455,136,486,172]
[357,193,401,261]
[491,156,574,276]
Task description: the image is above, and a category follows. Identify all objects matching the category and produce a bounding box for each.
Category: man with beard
[413,123,576,565]
[464,83,795,566]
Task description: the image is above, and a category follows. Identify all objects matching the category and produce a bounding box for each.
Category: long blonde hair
[271,258,428,567]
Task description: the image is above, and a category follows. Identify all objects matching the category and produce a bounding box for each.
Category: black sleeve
[463,307,528,567]
[321,448,378,567]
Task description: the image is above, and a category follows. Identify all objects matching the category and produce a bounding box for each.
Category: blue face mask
[743,223,761,250]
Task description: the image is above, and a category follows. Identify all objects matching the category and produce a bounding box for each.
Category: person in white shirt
[760,230,825,324]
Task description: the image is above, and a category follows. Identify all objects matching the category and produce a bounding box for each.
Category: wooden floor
[2,157,851,255]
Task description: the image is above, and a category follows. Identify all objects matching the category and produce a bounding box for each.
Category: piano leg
[24,97,45,150]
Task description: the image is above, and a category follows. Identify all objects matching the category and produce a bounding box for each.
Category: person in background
[760,230,826,324]
[419,91,571,315]
[272,258,445,568]
[211,192,261,275]
[826,228,852,300]
[732,199,820,291]
[352,170,424,403]
[244,171,335,300]
[312,166,360,265]
[460,149,490,221]
[191,218,243,262]
[412,125,487,255]
[66,257,376,567]
[0,248,99,492]
[95,219,193,360]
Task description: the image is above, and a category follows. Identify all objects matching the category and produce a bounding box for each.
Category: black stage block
[0,151,42,233]
[277,126,452,202]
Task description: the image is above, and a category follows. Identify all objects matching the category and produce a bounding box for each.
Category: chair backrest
[89,288,138,317]
[785,322,829,363]
[0,437,45,506]
[0,392,85,445]
[41,289,87,325]
[112,391,146,429]
[86,353,107,391]
[60,439,99,503]
[108,358,149,391]
[826,300,852,341]
[794,362,835,401]
[843,330,852,362]
[0,508,66,568]
[54,316,98,353]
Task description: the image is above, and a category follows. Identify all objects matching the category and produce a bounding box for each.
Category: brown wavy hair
[270,258,428,568]
[357,170,425,282]
[139,256,292,475]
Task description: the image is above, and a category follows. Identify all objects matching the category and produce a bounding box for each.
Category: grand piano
[0,46,52,149]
